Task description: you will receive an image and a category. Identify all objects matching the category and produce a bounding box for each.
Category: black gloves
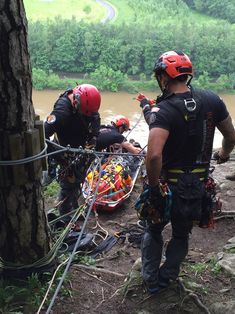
[85,136,97,150]
[213,151,230,164]
[135,183,167,224]
[136,93,155,109]
[139,98,150,109]
[149,185,166,217]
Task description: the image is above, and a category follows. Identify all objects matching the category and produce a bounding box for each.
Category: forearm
[122,142,141,154]
[220,137,235,157]
[146,154,162,187]
[142,105,152,125]
[217,115,235,158]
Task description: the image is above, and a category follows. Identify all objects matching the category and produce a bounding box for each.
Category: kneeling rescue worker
[96,115,142,154]
[138,50,235,293]
[44,84,101,220]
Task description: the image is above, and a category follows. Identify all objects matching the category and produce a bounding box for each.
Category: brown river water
[33,90,235,149]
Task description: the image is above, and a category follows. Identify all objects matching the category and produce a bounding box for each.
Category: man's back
[96,125,124,151]
[149,88,229,168]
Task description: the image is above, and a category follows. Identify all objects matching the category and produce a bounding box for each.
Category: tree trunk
[0,0,51,275]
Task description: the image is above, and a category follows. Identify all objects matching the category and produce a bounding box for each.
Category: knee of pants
[142,231,163,251]
[171,220,193,240]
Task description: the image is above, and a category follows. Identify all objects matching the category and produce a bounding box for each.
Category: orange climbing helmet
[153,50,193,79]
[113,115,130,131]
[72,84,101,116]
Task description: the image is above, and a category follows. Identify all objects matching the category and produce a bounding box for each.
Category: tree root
[177,278,212,314]
[73,263,125,277]
[214,212,235,221]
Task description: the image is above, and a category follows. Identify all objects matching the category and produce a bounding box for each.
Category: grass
[43,180,60,198]
[23,0,220,26]
[106,0,135,24]
[23,0,106,22]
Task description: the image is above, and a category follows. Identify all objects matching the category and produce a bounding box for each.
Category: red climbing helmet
[153,50,193,79]
[113,115,130,131]
[72,84,101,116]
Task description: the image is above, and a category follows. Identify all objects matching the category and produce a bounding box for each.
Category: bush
[90,65,126,91]
[32,68,48,90]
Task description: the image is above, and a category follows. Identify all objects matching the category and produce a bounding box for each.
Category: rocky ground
[46,154,235,314]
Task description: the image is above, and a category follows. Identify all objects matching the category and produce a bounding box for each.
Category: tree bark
[0,0,51,273]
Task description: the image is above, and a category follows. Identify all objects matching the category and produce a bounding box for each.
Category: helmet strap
[73,93,81,111]
[187,75,193,86]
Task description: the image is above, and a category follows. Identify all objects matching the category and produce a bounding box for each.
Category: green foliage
[24,0,104,22]
[43,181,60,198]
[0,280,26,313]
[32,68,48,90]
[27,0,235,92]
[215,74,233,92]
[83,5,92,15]
[193,72,213,90]
[75,255,96,266]
[207,258,222,275]
[90,65,127,91]
[0,269,73,313]
[183,0,235,23]
[184,262,208,275]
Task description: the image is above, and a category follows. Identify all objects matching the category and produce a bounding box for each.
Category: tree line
[183,0,235,23]
[28,0,235,91]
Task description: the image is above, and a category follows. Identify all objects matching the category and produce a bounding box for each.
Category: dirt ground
[48,161,235,314]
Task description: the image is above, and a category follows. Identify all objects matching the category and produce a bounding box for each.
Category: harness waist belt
[163,167,209,184]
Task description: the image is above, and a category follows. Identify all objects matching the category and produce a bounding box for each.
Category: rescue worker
[140,50,235,293]
[44,84,101,220]
[96,115,142,154]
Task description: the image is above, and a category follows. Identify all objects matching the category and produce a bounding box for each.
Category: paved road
[95,0,116,23]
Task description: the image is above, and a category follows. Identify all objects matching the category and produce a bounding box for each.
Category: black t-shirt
[96,125,125,151]
[148,88,229,168]
[44,94,100,148]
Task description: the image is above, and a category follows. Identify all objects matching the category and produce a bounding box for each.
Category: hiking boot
[158,275,170,289]
[225,172,235,181]
[144,280,160,294]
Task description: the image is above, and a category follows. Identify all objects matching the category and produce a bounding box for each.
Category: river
[33,90,235,149]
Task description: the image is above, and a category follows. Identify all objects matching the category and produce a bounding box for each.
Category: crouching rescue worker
[44,84,101,220]
[96,115,142,154]
[137,50,235,293]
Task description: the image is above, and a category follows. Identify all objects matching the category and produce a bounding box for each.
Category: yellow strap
[191,168,207,173]
[168,167,207,174]
[168,177,205,183]
[168,169,184,173]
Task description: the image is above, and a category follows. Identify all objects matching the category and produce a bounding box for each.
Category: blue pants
[141,202,193,284]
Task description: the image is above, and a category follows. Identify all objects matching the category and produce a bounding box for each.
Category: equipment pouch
[175,173,204,220]
[199,176,219,228]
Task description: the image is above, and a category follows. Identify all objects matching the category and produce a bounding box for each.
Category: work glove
[136,93,156,109]
[135,184,166,224]
[85,136,97,150]
[213,151,230,164]
[149,185,167,218]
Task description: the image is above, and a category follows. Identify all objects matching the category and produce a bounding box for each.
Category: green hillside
[24,0,220,25]
[24,0,235,92]
[23,0,105,22]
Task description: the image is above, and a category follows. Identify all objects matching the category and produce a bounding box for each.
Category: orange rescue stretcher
[82,154,144,212]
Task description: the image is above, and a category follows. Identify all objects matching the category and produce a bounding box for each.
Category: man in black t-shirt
[139,51,235,294]
[96,115,141,154]
[44,84,101,219]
